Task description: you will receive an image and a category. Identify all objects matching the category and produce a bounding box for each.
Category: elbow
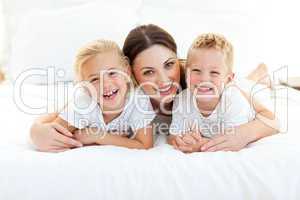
[141,142,153,150]
[167,135,176,145]
[256,113,281,134]
[29,123,38,141]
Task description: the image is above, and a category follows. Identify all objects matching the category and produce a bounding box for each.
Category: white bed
[0,82,300,200]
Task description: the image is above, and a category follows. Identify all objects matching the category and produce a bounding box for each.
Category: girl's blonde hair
[0,68,5,83]
[74,39,130,80]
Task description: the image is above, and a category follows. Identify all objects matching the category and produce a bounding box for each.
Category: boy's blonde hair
[188,33,234,73]
[74,39,129,80]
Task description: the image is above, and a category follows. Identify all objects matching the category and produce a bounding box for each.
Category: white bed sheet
[0,82,300,200]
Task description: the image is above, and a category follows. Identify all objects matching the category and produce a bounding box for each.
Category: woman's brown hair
[123,24,186,89]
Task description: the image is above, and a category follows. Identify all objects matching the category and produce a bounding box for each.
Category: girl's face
[81,51,130,113]
[132,45,181,105]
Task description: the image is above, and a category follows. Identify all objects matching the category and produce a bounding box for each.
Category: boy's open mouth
[197,86,214,94]
[103,88,119,100]
[195,83,218,96]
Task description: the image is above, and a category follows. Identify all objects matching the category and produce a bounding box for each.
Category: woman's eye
[143,70,154,76]
[165,61,175,69]
[90,77,99,83]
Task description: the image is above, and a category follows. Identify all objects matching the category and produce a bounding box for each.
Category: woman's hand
[30,122,83,152]
[201,131,250,152]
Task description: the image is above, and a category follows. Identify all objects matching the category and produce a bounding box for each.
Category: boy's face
[81,51,130,113]
[186,48,233,102]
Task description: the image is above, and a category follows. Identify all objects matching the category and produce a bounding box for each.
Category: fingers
[177,145,193,153]
[53,138,75,148]
[175,135,187,146]
[201,135,227,151]
[49,148,70,153]
[53,123,74,137]
[53,131,83,147]
[191,132,202,142]
[182,134,196,145]
[205,142,229,152]
[171,140,179,149]
[37,146,70,153]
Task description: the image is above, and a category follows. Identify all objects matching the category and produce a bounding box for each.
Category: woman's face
[132,45,181,105]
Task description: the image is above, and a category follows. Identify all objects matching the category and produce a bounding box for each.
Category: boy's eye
[191,68,201,73]
[211,71,220,75]
[143,70,154,76]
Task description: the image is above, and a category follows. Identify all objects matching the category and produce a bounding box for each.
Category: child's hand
[201,131,250,152]
[73,128,104,145]
[174,132,210,153]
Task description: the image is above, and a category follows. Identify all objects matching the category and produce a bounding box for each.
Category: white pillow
[0,2,7,69]
[7,1,139,84]
[138,0,268,77]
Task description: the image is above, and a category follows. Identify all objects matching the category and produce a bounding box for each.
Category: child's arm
[237,86,280,135]
[201,86,279,152]
[74,126,153,149]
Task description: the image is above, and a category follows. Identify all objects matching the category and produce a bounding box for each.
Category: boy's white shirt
[59,88,156,135]
[169,84,256,138]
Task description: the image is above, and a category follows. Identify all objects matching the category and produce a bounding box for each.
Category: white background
[0,0,300,80]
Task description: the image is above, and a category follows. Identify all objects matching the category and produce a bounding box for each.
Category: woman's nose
[157,70,169,85]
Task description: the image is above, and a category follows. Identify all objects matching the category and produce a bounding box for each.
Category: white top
[59,88,156,136]
[169,85,256,138]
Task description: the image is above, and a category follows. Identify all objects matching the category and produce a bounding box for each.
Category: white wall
[0,0,299,80]
[0,2,6,69]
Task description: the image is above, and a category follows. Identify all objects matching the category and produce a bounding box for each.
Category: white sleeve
[169,92,188,135]
[128,92,156,132]
[58,94,95,129]
[221,85,256,128]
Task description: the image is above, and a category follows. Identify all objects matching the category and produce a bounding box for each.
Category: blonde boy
[169,33,277,152]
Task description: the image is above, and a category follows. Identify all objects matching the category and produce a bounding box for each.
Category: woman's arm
[74,126,154,149]
[30,113,82,152]
[53,116,77,134]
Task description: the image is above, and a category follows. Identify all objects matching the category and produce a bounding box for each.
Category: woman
[30,24,277,153]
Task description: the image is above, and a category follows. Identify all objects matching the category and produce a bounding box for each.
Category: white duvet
[0,83,300,200]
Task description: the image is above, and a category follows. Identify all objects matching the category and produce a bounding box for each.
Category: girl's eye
[106,70,118,77]
[108,71,117,77]
[143,70,154,76]
[165,61,175,69]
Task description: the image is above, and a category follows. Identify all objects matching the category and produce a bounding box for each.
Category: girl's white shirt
[59,88,156,135]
